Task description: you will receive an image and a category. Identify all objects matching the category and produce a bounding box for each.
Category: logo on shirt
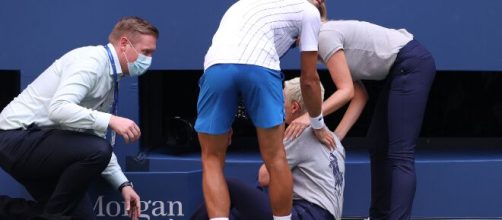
[329,152,344,197]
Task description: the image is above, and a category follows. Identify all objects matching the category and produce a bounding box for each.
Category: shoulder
[60,45,108,78]
[320,20,358,33]
[285,127,320,148]
[301,2,321,20]
[60,45,106,65]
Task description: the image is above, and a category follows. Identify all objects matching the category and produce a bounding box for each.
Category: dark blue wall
[0,0,501,165]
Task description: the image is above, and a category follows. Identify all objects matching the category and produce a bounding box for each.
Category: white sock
[210,218,229,220]
[273,214,292,220]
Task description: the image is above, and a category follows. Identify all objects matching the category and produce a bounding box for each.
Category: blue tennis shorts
[195,64,285,135]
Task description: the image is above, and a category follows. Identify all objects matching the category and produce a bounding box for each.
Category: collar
[106,43,124,77]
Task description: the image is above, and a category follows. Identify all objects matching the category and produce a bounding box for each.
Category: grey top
[285,127,345,219]
[318,20,413,80]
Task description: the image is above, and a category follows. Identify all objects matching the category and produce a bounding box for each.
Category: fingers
[125,123,140,143]
[131,124,141,139]
[133,196,141,220]
[314,128,337,150]
[121,131,131,144]
[128,200,137,220]
[284,125,293,140]
[284,122,308,140]
[325,134,336,150]
[124,196,131,213]
[117,120,141,144]
[124,194,141,220]
[291,123,307,138]
[127,201,139,220]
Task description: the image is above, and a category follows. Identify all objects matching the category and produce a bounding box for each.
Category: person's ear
[291,101,301,114]
[119,37,128,52]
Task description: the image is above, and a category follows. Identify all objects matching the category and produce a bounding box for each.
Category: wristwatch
[118,181,133,192]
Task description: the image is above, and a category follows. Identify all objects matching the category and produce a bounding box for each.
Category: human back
[204,0,321,71]
[319,20,413,80]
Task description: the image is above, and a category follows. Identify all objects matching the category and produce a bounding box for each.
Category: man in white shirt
[0,16,158,220]
[194,1,335,220]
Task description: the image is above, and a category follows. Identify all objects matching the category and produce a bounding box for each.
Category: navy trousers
[368,40,436,220]
[190,178,334,220]
[0,126,112,220]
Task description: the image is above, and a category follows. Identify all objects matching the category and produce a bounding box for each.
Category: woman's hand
[284,113,310,140]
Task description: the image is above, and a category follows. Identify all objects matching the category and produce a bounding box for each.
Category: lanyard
[104,44,119,146]
[104,44,119,115]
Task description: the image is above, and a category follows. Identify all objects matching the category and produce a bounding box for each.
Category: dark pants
[368,40,436,220]
[190,178,334,220]
[0,126,112,220]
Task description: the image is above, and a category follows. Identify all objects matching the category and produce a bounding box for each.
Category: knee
[262,156,288,174]
[260,143,287,163]
[85,137,112,165]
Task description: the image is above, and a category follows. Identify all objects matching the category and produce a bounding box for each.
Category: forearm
[300,51,323,117]
[49,101,111,133]
[321,87,353,117]
[301,75,323,117]
[322,50,355,117]
[101,153,129,190]
[334,81,368,140]
[48,70,111,133]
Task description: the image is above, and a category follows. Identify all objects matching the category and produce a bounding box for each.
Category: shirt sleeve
[318,28,344,63]
[299,5,321,52]
[101,152,129,190]
[48,57,112,133]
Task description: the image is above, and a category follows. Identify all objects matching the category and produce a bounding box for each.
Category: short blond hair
[108,16,159,44]
[284,77,325,111]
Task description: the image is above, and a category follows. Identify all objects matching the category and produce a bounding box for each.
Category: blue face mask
[124,39,152,77]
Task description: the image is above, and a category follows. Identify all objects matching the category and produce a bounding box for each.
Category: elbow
[356,88,369,107]
[354,81,369,105]
[300,74,320,90]
[338,84,354,104]
[48,100,65,123]
[359,87,369,104]
[300,68,320,83]
[346,86,355,101]
[258,174,269,187]
[257,165,270,187]
[361,91,369,104]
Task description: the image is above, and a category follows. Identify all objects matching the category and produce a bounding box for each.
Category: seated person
[191,77,345,220]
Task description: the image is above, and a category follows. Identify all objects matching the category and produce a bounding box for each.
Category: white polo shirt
[204,0,321,71]
[0,43,128,189]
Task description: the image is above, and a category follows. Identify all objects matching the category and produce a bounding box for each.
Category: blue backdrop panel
[90,171,203,220]
[3,148,502,218]
[121,149,502,218]
[0,169,31,199]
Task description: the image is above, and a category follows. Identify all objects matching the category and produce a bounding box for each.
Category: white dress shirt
[0,43,128,189]
[204,0,321,71]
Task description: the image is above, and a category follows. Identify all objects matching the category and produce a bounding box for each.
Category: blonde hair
[284,77,325,111]
[108,16,159,44]
[319,2,328,21]
[307,0,328,21]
